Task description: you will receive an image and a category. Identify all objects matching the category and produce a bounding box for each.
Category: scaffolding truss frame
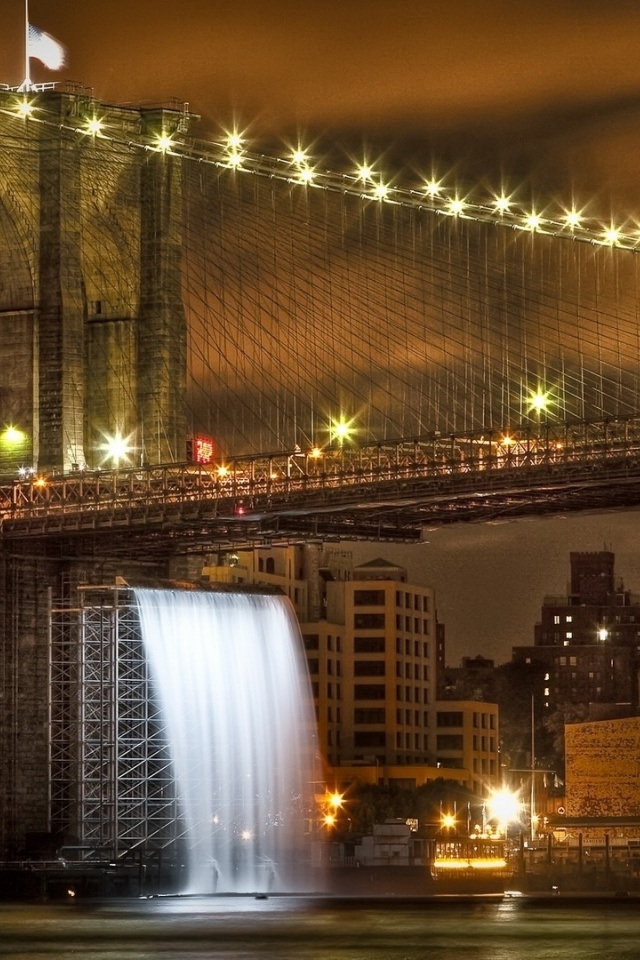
[49,583,184,861]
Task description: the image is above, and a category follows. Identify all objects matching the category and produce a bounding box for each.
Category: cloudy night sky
[4,0,640,663]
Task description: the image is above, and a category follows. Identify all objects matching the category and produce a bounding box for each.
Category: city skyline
[349,509,640,665]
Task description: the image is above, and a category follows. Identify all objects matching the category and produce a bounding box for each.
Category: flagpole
[23,0,31,90]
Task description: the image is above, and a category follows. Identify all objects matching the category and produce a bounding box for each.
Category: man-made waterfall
[134,587,320,894]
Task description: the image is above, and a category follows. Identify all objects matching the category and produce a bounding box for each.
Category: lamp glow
[448,198,465,216]
[2,426,26,445]
[331,418,354,444]
[100,431,133,467]
[85,117,103,136]
[374,183,389,199]
[529,390,550,413]
[156,133,173,153]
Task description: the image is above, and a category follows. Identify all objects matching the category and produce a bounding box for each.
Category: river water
[1,894,639,959]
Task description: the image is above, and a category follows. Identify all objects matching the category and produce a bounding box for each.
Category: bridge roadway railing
[1,417,640,535]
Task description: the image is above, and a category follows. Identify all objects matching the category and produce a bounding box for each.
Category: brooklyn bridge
[1,82,640,864]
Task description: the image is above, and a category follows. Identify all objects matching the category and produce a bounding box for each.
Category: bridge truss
[4,416,640,552]
[49,585,181,859]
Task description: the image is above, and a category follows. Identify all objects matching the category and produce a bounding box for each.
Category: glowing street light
[330,417,354,446]
[528,389,551,416]
[598,627,609,642]
[1,426,26,446]
[85,117,103,137]
[100,431,133,468]
[155,133,173,153]
[486,786,522,835]
[441,812,456,831]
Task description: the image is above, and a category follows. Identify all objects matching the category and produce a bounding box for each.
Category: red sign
[188,435,216,465]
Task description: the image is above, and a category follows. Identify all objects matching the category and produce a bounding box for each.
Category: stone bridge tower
[0,85,192,475]
[0,85,195,859]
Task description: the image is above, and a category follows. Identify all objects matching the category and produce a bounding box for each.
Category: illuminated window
[553,615,560,624]
[566,632,573,639]
[566,616,573,623]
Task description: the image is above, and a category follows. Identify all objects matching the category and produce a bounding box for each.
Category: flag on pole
[28,24,66,71]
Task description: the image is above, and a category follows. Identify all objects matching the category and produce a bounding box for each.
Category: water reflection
[2,896,640,959]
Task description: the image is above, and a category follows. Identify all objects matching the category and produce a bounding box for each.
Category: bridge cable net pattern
[1,93,640,537]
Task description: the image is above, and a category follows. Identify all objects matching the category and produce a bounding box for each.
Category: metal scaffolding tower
[49,584,181,860]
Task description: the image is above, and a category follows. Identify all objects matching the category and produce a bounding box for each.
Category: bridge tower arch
[0,87,192,476]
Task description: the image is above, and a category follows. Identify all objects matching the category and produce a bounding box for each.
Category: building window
[437,711,463,727]
[354,661,386,676]
[437,734,463,750]
[354,708,386,724]
[354,684,386,700]
[354,637,386,653]
[566,615,573,623]
[354,613,385,629]
[354,590,386,605]
[554,615,560,624]
[303,634,319,650]
[354,731,386,748]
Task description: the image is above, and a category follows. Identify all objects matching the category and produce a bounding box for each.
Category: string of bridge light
[2,91,640,251]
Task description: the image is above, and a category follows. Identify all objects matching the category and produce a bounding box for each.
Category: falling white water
[134,587,320,894]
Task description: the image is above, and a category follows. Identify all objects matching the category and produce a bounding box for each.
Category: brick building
[513,551,640,711]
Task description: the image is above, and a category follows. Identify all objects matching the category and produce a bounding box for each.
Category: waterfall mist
[134,587,321,894]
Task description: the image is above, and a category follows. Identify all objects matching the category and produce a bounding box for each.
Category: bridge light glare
[529,390,550,413]
[500,435,514,447]
[85,117,103,136]
[494,196,510,213]
[564,210,581,228]
[374,183,389,199]
[292,149,307,166]
[227,151,243,168]
[526,213,541,230]
[309,446,323,459]
[16,99,34,118]
[357,164,373,181]
[602,226,620,245]
[424,180,441,197]
[155,133,173,153]
[598,627,609,642]
[33,476,47,489]
[101,431,133,467]
[299,167,314,183]
[448,198,465,216]
[217,465,229,478]
[227,132,243,150]
[330,418,354,445]
[1,426,26,446]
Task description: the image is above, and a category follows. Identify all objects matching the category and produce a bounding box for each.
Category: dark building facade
[514,551,640,711]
